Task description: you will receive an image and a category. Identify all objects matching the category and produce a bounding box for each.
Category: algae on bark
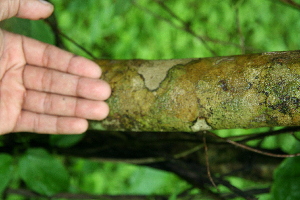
[89,50,300,132]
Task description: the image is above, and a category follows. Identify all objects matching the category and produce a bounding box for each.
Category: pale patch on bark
[214,56,235,65]
[138,59,195,91]
[191,117,212,132]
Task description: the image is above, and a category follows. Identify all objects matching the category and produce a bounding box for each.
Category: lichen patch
[191,118,212,132]
[138,59,195,91]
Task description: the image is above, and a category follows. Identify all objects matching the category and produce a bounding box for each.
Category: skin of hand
[0,0,111,135]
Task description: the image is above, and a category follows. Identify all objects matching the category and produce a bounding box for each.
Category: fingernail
[39,0,52,5]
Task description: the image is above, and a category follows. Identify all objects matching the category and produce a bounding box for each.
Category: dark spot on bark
[268,96,300,114]
[277,80,285,86]
[218,80,228,91]
[266,115,279,126]
[261,91,269,97]
[271,56,289,65]
[247,82,253,89]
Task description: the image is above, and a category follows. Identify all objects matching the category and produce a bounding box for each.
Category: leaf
[128,167,179,194]
[50,134,84,148]
[30,20,55,45]
[0,154,13,193]
[113,0,133,16]
[18,148,69,196]
[1,18,55,45]
[271,156,300,200]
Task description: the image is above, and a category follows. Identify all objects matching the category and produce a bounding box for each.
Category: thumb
[0,0,54,21]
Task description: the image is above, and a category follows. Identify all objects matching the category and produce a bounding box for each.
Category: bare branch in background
[133,0,258,56]
[44,6,98,59]
[235,7,246,54]
[208,131,300,158]
[279,0,300,10]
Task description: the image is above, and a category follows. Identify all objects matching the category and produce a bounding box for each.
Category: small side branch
[208,131,300,158]
[279,0,300,10]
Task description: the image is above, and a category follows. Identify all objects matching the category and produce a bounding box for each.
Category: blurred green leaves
[0,154,13,193]
[70,160,189,195]
[128,167,187,195]
[51,0,300,60]
[113,0,133,16]
[18,148,69,196]
[1,18,55,45]
[271,142,300,200]
[50,134,84,148]
[271,156,300,200]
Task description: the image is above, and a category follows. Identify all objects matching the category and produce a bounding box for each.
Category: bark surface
[90,50,300,132]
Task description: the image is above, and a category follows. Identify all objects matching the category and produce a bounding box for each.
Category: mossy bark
[89,50,300,132]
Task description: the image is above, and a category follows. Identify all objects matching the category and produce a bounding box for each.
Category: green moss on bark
[89,51,300,132]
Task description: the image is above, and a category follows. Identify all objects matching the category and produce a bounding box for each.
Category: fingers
[0,0,54,21]
[23,90,109,120]
[23,65,111,100]
[13,111,88,134]
[16,0,54,20]
[22,35,102,78]
[2,31,102,79]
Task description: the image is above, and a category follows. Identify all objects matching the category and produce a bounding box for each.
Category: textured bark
[90,50,300,132]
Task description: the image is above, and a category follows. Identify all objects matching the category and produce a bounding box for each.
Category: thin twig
[279,0,300,10]
[208,131,300,158]
[134,0,258,55]
[152,0,187,24]
[44,18,98,59]
[234,127,300,143]
[222,187,270,199]
[90,144,203,164]
[235,7,246,54]
[58,31,98,59]
[217,178,258,200]
[203,132,220,192]
[151,0,218,56]
[133,0,218,56]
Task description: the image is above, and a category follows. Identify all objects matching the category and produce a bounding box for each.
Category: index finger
[22,35,101,78]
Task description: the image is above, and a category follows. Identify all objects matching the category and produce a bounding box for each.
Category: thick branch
[90,50,300,132]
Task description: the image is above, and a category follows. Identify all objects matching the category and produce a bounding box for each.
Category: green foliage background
[51,0,300,60]
[1,0,300,199]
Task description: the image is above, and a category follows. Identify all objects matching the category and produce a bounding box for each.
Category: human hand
[0,0,111,135]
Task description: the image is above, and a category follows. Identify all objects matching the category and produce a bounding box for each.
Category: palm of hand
[0,0,111,135]
[0,31,27,134]
[0,31,110,135]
